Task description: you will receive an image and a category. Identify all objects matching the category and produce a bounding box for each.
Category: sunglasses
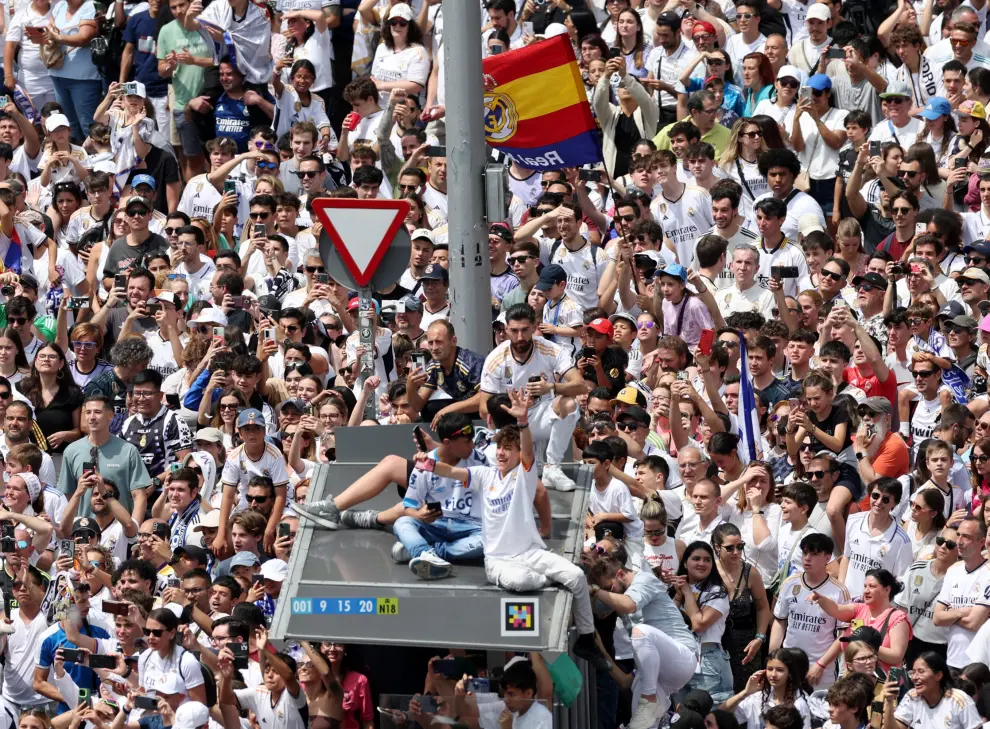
[936,536,958,549]
[0,391,10,400]
[125,209,149,218]
[295,170,320,179]
[973,454,990,463]
[616,421,641,431]
[71,340,97,350]
[643,528,666,537]
[616,214,637,223]
[870,492,892,504]
[164,227,181,235]
[944,324,972,335]
[721,543,746,553]
[305,266,326,273]
[219,403,239,410]
[741,131,764,139]
[166,273,186,280]
[144,628,166,637]
[249,212,270,220]
[856,283,876,293]
[7,317,27,325]
[588,422,613,433]
[966,256,986,265]
[912,369,937,377]
[637,321,655,330]
[951,37,972,45]
[807,470,827,479]
[737,11,755,18]
[256,161,278,171]
[778,80,799,90]
[246,494,270,503]
[812,89,826,97]
[508,255,535,265]
[821,269,844,281]
[907,318,928,327]
[896,170,919,179]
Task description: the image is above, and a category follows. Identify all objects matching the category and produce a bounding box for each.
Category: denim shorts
[686,643,734,706]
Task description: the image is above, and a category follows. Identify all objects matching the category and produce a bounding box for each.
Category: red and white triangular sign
[312,198,411,287]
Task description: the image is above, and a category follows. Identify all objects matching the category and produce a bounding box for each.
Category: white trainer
[409,549,453,580]
[542,464,576,492]
[391,542,411,563]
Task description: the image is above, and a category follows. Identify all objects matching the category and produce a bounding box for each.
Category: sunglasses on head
[870,492,892,504]
[936,536,958,549]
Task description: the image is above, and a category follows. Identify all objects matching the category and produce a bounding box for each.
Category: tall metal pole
[443,0,492,356]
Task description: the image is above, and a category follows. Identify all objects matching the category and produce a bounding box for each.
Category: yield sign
[312,198,411,287]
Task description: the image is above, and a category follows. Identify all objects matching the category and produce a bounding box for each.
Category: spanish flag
[482,34,601,170]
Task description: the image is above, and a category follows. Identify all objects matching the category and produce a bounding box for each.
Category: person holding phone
[884,652,981,729]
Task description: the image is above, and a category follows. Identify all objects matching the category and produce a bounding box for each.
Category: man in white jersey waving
[391,413,489,581]
[413,388,608,672]
[480,303,585,492]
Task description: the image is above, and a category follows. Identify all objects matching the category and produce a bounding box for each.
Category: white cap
[260,559,288,582]
[806,3,831,21]
[173,702,210,729]
[386,3,413,22]
[193,509,222,531]
[798,213,825,236]
[411,228,435,244]
[151,291,177,307]
[45,113,70,133]
[124,81,147,99]
[777,65,802,81]
[543,22,568,37]
[192,307,227,326]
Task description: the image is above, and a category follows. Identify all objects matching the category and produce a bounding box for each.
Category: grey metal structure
[443,0,492,358]
[272,424,593,652]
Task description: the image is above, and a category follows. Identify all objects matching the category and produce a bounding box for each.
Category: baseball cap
[257,294,282,314]
[681,690,714,717]
[278,398,308,414]
[156,673,188,696]
[193,427,223,444]
[131,173,157,191]
[72,516,101,539]
[610,386,647,407]
[938,300,966,318]
[857,396,892,417]
[386,2,413,21]
[669,710,706,729]
[151,291,177,307]
[959,267,990,286]
[587,317,614,337]
[489,221,513,243]
[236,408,265,429]
[806,73,832,91]
[654,10,681,30]
[260,559,288,582]
[420,263,449,283]
[851,272,888,291]
[534,263,567,291]
[950,314,979,329]
[798,213,825,236]
[542,22,568,37]
[617,405,650,427]
[692,20,716,36]
[959,99,988,119]
[18,274,38,293]
[193,510,222,531]
[123,81,147,98]
[840,625,883,650]
[400,295,423,313]
[965,242,990,257]
[192,307,227,327]
[917,97,952,120]
[777,64,801,82]
[45,113,70,132]
[609,311,637,328]
[173,545,209,565]
[880,80,912,99]
[173,702,209,729]
[125,196,153,214]
[347,296,380,313]
[657,263,687,282]
[411,228,435,244]
[806,3,830,20]
[230,551,260,568]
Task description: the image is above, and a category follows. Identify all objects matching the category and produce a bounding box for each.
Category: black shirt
[808,404,852,454]
[582,345,628,397]
[139,148,181,215]
[860,204,896,254]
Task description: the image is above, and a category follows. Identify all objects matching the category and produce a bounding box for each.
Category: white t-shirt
[220,443,291,511]
[724,33,766,86]
[177,175,222,224]
[289,27,334,92]
[138,645,204,692]
[588,478,643,541]
[714,283,775,318]
[727,157,770,221]
[547,240,608,312]
[650,186,713,267]
[691,582,729,644]
[774,573,850,675]
[100,517,136,567]
[753,189,826,241]
[468,460,543,560]
[6,6,53,94]
[480,339,574,397]
[897,558,948,646]
[867,117,924,149]
[910,394,943,460]
[643,538,679,575]
[403,447,487,524]
[936,560,990,668]
[894,688,982,729]
[734,691,811,729]
[756,239,810,300]
[370,43,431,108]
[235,686,308,729]
[842,512,913,601]
[796,108,849,179]
[4,607,53,706]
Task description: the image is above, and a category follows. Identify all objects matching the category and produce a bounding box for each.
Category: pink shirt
[662,294,714,348]
[341,671,373,729]
[849,603,912,672]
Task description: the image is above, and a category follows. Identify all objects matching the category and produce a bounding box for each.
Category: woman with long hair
[792,76,848,214]
[566,9,598,48]
[370,6,430,109]
[298,641,344,729]
[713,523,771,693]
[640,494,684,576]
[750,114,787,149]
[884,651,981,729]
[906,143,948,209]
[894,526,954,669]
[741,52,774,118]
[721,118,770,221]
[17,342,82,454]
[136,608,207,703]
[970,437,990,510]
[0,328,31,385]
[319,641,374,729]
[675,541,734,703]
[721,647,812,728]
[916,98,959,168]
[593,54,658,177]
[614,8,650,79]
[811,568,912,672]
[201,386,248,448]
[834,219,868,281]
[905,487,947,558]
[752,65,799,132]
[599,0,630,45]
[403,192,431,233]
[50,182,83,247]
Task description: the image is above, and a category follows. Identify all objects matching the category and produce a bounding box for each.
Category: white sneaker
[542,464,576,492]
[409,549,453,580]
[391,542,411,563]
[628,697,661,729]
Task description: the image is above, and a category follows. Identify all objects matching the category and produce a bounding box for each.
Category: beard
[864,420,890,459]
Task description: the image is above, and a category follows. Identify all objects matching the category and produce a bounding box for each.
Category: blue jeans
[681,644,733,706]
[392,516,483,562]
[50,76,102,142]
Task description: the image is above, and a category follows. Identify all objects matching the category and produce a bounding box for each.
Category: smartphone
[800,87,813,101]
[145,303,161,315]
[253,223,266,238]
[788,398,801,410]
[954,157,968,169]
[152,522,170,540]
[889,667,905,685]
[223,179,237,195]
[578,169,603,182]
[432,659,466,679]
[314,272,330,285]
[252,574,264,585]
[212,326,225,340]
[78,688,91,709]
[467,678,490,693]
[827,46,845,59]
[423,145,447,157]
[698,328,715,356]
[89,654,117,669]
[60,648,85,663]
[102,601,130,616]
[165,393,180,409]
[915,222,927,236]
[133,695,158,710]
[0,538,14,553]
[114,274,127,290]
[278,522,291,539]
[67,297,90,310]
[869,140,881,157]
[0,96,10,109]
[426,501,442,513]
[59,538,75,558]
[581,346,596,361]
[770,265,799,279]
[419,458,436,472]
[609,46,622,58]
[419,696,439,713]
[263,327,276,344]
[490,43,504,54]
[1,524,14,540]
[230,641,249,670]
[413,425,428,452]
[411,349,429,371]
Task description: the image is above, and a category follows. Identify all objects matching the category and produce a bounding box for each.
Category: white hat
[777,65,802,81]
[45,113,70,133]
[543,22,568,38]
[386,3,414,22]
[798,213,825,236]
[192,307,227,326]
[156,672,187,695]
[806,3,831,21]
[151,291,177,307]
[124,81,147,99]
[411,228,435,244]
[260,559,288,582]
[193,509,222,531]
[173,702,209,729]
[18,473,40,502]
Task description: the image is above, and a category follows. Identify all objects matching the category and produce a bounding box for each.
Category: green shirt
[59,435,151,517]
[654,118,733,159]
[156,21,211,110]
[500,282,533,313]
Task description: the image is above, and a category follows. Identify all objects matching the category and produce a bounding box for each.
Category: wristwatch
[855,451,866,460]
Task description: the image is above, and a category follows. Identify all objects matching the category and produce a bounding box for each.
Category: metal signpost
[312,198,411,420]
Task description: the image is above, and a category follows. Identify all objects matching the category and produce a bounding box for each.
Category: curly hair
[109,336,153,369]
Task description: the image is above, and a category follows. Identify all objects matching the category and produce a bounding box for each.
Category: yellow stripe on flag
[497,63,586,121]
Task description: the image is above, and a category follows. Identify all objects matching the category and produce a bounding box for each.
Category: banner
[481,34,601,170]
[737,334,763,465]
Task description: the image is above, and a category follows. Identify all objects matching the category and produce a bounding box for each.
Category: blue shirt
[684,78,746,120]
[49,0,100,80]
[215,91,275,152]
[123,11,168,96]
[38,621,112,713]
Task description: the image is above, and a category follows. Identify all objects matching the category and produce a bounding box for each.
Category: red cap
[692,20,716,36]
[703,74,724,87]
[587,318,614,337]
